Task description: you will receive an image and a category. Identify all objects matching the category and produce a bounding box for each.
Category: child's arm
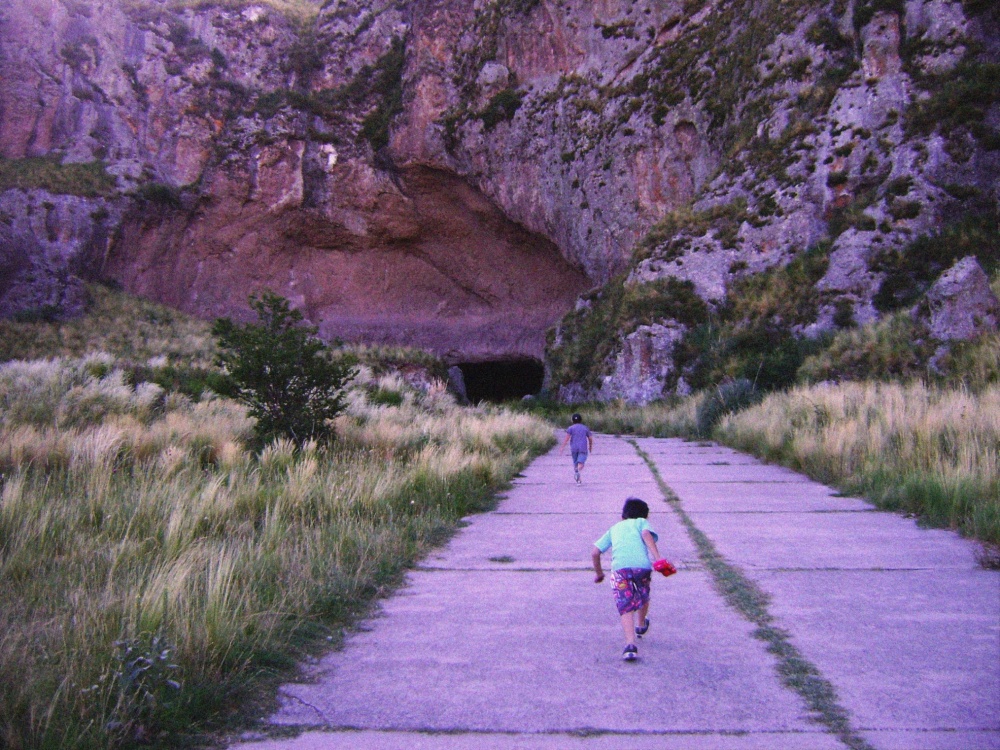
[591,546,605,583]
[560,432,570,453]
[641,529,661,564]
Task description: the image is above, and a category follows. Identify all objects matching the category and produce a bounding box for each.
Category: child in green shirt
[592,497,665,661]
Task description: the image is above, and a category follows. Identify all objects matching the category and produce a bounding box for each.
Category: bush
[872,213,1000,312]
[696,378,763,437]
[797,312,936,384]
[359,37,406,151]
[212,292,356,448]
[480,88,523,130]
[135,182,182,207]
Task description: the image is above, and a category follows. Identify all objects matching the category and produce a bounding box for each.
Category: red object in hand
[653,559,677,577]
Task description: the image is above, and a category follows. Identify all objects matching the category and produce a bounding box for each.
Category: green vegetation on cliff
[0,157,116,198]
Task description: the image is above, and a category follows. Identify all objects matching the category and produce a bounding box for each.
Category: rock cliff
[0,0,997,387]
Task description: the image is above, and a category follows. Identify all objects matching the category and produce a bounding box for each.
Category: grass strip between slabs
[630,440,874,750]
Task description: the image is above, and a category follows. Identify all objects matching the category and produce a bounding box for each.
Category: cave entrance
[457,358,545,403]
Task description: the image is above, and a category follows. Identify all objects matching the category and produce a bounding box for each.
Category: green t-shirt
[594,518,657,571]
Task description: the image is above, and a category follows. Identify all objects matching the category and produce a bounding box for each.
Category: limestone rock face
[0,0,997,383]
[0,190,123,318]
[920,257,1000,342]
[106,165,588,360]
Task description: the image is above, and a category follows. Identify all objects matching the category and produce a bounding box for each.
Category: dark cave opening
[457,358,545,403]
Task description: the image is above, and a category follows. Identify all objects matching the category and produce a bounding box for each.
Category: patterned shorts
[611,568,652,615]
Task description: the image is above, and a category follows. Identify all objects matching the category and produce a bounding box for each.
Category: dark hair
[571,413,582,423]
[622,497,649,519]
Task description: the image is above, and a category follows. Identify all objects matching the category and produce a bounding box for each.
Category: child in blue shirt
[561,413,593,484]
[592,497,664,661]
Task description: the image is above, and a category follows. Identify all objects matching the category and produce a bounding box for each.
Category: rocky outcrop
[545,0,999,401]
[919,256,999,342]
[597,322,689,403]
[0,190,123,319]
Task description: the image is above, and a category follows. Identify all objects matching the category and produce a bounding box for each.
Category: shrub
[546,275,708,390]
[696,378,763,437]
[905,58,1000,146]
[480,88,523,130]
[368,386,404,407]
[672,244,832,391]
[212,292,357,448]
[136,182,182,207]
[872,213,1000,312]
[359,37,406,151]
[853,0,906,32]
[797,312,936,383]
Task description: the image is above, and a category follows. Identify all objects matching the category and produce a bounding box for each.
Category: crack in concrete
[279,691,333,726]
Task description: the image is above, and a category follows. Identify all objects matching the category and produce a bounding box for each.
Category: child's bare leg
[620,611,637,646]
[637,600,650,626]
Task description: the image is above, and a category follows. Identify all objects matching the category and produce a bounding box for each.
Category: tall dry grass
[0,358,553,748]
[715,382,1000,544]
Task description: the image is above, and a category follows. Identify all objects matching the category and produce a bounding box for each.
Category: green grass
[0,157,116,198]
[802,271,1000,390]
[0,287,553,747]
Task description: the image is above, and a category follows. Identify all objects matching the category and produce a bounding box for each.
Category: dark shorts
[571,450,588,465]
[612,568,652,615]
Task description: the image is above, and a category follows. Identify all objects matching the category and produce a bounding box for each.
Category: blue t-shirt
[594,518,657,571]
[566,423,592,453]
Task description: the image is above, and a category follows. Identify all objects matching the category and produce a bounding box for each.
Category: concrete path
[231,436,1000,750]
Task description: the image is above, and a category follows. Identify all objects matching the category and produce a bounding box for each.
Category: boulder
[919,256,1000,341]
[598,323,686,404]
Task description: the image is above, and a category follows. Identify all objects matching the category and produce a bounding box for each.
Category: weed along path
[230,436,1000,750]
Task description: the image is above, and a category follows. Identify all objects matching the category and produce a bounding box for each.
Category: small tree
[212,292,356,448]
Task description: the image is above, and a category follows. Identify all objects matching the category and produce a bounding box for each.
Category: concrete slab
[633,438,761,462]
[495,480,662,514]
[670,481,874,514]
[687,510,980,570]
[660,463,816,484]
[756,570,1000,732]
[270,570,819,735]
[229,729,843,750]
[418,506,699,571]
